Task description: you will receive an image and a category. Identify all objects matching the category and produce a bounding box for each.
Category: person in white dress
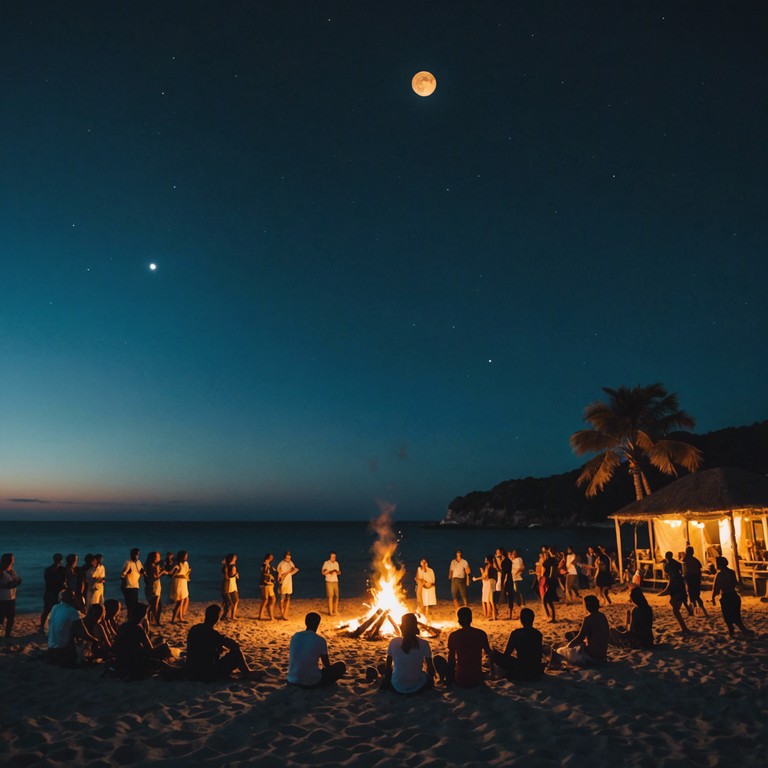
[415,558,436,619]
[170,550,191,624]
[277,551,299,620]
[86,554,106,609]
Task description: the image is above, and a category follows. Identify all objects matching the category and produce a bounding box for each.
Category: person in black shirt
[39,553,66,632]
[609,587,654,649]
[492,608,544,681]
[186,604,252,681]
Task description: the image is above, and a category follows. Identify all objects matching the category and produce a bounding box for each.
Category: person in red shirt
[435,607,493,687]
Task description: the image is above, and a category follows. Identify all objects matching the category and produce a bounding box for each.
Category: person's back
[186,621,224,680]
[288,629,327,686]
[506,625,543,677]
[113,620,151,677]
[48,600,80,649]
[629,603,654,648]
[448,625,489,687]
[582,610,609,660]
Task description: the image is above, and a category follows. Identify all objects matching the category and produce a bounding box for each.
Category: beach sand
[2,592,766,767]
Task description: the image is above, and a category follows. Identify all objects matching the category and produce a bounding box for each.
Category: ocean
[3,519,628,614]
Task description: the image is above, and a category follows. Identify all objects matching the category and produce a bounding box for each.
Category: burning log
[347,608,383,639]
[386,614,401,636]
[364,609,390,640]
[417,619,441,638]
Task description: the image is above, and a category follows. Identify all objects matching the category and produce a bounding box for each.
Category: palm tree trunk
[630,467,645,501]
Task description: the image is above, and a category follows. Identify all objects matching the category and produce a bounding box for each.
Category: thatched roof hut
[610,467,768,584]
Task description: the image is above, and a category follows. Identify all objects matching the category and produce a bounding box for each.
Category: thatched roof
[611,467,768,522]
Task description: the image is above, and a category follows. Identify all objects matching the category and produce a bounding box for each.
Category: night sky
[2,2,766,520]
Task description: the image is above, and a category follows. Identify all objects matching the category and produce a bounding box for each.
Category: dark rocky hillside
[442,420,768,528]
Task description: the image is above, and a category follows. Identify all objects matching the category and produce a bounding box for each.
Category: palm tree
[570,383,703,501]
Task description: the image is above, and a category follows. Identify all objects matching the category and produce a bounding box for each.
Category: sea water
[3,519,624,614]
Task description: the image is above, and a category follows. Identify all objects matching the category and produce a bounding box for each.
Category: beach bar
[610,467,768,589]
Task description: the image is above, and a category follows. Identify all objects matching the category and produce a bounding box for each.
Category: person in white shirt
[277,551,299,620]
[448,550,471,609]
[120,548,144,620]
[415,558,437,619]
[287,612,346,687]
[47,589,95,667]
[508,549,525,618]
[383,613,437,694]
[321,552,341,617]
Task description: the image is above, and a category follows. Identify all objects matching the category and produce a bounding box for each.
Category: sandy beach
[2,593,766,767]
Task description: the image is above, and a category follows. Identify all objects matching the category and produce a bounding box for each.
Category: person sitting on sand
[186,604,252,681]
[609,587,654,649]
[434,607,493,688]
[276,551,298,620]
[83,603,113,662]
[47,589,96,667]
[376,613,436,694]
[711,556,753,638]
[491,607,544,681]
[103,599,122,643]
[112,603,171,680]
[659,551,692,636]
[555,595,609,667]
[39,553,66,633]
[287,611,346,688]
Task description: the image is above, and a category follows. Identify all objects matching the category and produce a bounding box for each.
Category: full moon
[149,263,157,271]
[411,71,437,97]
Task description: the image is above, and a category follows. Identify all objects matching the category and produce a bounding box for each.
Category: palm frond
[576,452,620,497]
[635,430,655,452]
[570,429,618,456]
[647,440,703,476]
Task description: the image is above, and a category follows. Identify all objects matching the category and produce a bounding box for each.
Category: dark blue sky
[2,2,766,519]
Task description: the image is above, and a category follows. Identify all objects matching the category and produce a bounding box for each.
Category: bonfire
[339,508,441,640]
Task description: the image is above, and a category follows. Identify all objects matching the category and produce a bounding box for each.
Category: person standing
[259,553,277,620]
[415,558,436,620]
[682,546,708,617]
[86,554,106,609]
[712,556,753,637]
[541,547,559,622]
[287,612,346,687]
[63,554,80,609]
[0,553,22,639]
[39,553,66,633]
[221,553,240,621]
[564,546,581,604]
[144,552,165,626]
[509,549,525,618]
[659,551,691,636]
[448,550,471,610]
[120,548,144,619]
[473,555,493,619]
[594,545,614,605]
[170,550,191,624]
[276,551,298,620]
[321,552,341,617]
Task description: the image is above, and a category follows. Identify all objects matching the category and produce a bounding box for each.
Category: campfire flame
[343,504,439,639]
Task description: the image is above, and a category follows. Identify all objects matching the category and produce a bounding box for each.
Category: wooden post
[614,518,624,582]
[762,515,768,552]
[728,511,742,584]
[648,519,655,561]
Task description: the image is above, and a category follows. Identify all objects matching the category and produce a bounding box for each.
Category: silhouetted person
[287,611,346,688]
[555,595,609,666]
[0,553,22,638]
[609,587,654,649]
[186,604,252,681]
[594,545,614,605]
[659,551,691,635]
[492,607,544,681]
[434,607,493,688]
[541,546,559,622]
[682,546,708,617]
[712,556,753,637]
[112,603,170,680]
[39,553,65,632]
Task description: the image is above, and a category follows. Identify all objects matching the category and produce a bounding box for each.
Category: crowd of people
[0,541,756,692]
